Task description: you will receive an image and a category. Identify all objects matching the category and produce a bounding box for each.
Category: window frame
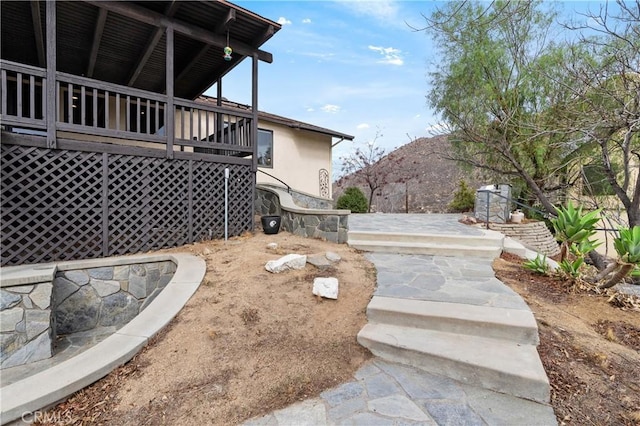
[257,128,273,168]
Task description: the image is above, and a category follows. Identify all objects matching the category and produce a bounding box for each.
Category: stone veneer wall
[255,185,349,243]
[54,261,176,335]
[490,221,560,257]
[0,282,53,369]
[475,185,512,224]
[0,260,175,369]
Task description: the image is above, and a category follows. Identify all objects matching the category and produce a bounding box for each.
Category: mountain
[333,135,486,213]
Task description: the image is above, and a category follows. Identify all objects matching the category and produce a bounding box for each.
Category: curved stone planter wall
[1,260,176,369]
[0,253,205,425]
[255,185,350,243]
[54,262,176,336]
[490,221,560,257]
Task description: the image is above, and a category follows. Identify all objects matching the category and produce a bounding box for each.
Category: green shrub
[448,180,476,212]
[523,254,549,275]
[336,187,369,213]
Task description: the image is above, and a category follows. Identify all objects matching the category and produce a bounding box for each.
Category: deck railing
[0,60,254,158]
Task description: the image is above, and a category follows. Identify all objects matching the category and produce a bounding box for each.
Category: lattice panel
[191,162,226,240]
[227,165,254,236]
[107,155,190,256]
[2,143,254,266]
[191,162,253,240]
[1,145,104,265]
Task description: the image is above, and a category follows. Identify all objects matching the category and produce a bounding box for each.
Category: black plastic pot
[261,215,281,234]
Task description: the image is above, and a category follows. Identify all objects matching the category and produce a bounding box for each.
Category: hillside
[333,135,485,213]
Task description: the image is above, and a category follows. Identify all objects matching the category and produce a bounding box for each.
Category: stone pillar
[475,184,512,224]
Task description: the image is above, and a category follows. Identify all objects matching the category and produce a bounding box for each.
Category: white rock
[313,277,339,300]
[265,254,307,273]
[267,243,278,250]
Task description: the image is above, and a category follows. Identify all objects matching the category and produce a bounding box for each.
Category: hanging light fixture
[223,30,232,61]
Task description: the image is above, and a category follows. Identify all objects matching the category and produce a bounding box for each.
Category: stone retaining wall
[258,185,333,210]
[490,221,560,257]
[54,261,176,335]
[1,260,176,369]
[255,185,349,243]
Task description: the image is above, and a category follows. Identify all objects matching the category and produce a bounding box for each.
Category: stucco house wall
[257,121,333,199]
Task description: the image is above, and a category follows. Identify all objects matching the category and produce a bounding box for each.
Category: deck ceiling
[1,1,280,100]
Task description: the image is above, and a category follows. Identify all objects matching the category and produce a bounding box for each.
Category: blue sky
[207,1,602,179]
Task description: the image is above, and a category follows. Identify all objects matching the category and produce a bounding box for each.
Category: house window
[582,164,616,196]
[257,129,273,168]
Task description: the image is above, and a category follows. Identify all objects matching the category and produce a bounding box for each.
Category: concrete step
[357,323,550,403]
[347,239,502,258]
[366,296,539,345]
[348,230,504,248]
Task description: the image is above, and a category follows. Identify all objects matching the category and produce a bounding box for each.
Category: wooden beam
[175,44,210,87]
[31,1,46,67]
[191,55,243,99]
[46,0,56,149]
[84,1,273,63]
[215,8,235,34]
[127,1,181,86]
[254,25,275,47]
[87,8,108,78]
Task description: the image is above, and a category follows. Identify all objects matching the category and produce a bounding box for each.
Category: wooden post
[102,153,109,256]
[46,0,56,149]
[165,26,174,159]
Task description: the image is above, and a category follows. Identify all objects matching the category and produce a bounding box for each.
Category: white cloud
[337,0,399,22]
[277,17,292,25]
[357,123,370,130]
[306,107,315,112]
[321,104,341,114]
[369,45,403,66]
[302,18,312,24]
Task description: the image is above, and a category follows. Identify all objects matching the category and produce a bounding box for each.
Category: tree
[423,0,640,227]
[340,131,388,212]
[557,1,640,226]
[423,0,568,216]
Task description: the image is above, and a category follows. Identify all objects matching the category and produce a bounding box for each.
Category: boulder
[265,254,307,273]
[307,254,332,270]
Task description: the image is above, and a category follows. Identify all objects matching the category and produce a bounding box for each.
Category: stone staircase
[347,230,504,259]
[350,228,552,404]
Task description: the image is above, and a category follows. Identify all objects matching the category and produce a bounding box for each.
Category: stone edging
[489,221,560,257]
[256,185,350,243]
[0,253,205,424]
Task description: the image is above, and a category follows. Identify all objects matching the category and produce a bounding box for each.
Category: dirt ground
[38,230,376,425]
[494,253,640,426]
[37,233,640,425]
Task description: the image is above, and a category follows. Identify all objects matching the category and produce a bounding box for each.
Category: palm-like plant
[598,226,640,289]
[551,203,601,262]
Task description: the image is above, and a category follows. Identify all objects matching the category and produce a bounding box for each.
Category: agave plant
[558,257,585,279]
[598,226,640,289]
[523,254,549,275]
[551,203,601,262]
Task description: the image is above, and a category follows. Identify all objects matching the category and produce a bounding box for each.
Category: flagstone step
[357,323,550,404]
[366,296,539,345]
